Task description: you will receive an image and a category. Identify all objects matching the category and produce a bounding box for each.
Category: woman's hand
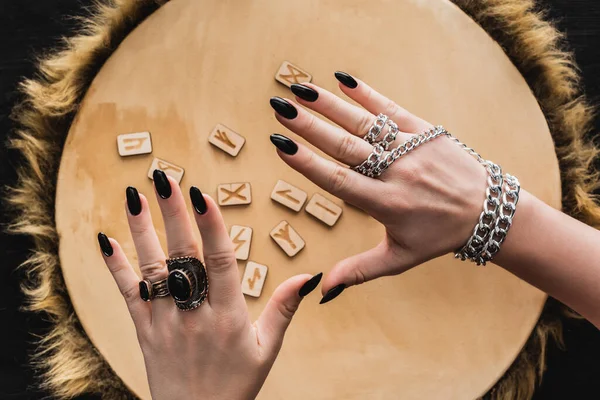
[269,72,498,303]
[98,172,321,400]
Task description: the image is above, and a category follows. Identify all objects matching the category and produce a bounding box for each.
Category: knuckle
[163,204,186,220]
[383,98,399,117]
[328,165,350,194]
[304,114,319,135]
[122,284,140,303]
[168,244,200,259]
[356,113,374,137]
[277,301,298,321]
[204,250,236,273]
[353,267,367,286]
[336,134,358,161]
[129,222,152,236]
[139,260,168,280]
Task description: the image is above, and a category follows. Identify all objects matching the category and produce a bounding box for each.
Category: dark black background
[1,1,599,399]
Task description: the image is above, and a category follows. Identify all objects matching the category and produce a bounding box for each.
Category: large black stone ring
[139,278,169,302]
[166,256,209,311]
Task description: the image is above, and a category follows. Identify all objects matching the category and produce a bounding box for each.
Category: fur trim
[6,1,166,398]
[5,0,598,399]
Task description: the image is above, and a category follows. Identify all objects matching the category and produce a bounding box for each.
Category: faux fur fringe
[5,0,599,399]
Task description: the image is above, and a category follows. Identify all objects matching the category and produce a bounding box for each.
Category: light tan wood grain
[208,123,245,157]
[147,157,184,184]
[117,131,152,156]
[230,225,252,260]
[270,220,305,257]
[271,180,308,212]
[217,182,252,206]
[56,0,559,398]
[305,193,343,227]
[275,61,312,88]
[241,261,269,298]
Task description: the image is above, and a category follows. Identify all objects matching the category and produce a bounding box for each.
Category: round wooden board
[56,0,560,398]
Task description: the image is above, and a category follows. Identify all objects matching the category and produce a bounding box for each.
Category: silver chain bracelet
[450,137,521,265]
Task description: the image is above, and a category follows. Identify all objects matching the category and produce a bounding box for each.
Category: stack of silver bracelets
[352,113,521,266]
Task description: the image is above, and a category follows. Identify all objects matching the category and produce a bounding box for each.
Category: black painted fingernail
[319,284,346,304]
[299,272,323,297]
[126,186,142,216]
[270,97,298,119]
[153,170,172,199]
[97,232,113,257]
[270,134,298,155]
[190,186,207,215]
[334,71,358,89]
[291,84,319,102]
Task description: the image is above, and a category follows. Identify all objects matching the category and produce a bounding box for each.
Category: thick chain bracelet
[450,137,521,265]
[475,174,520,265]
[455,162,503,261]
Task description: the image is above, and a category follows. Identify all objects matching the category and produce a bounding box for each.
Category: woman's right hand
[269,72,529,302]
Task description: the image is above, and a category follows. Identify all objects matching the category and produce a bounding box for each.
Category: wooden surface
[55,0,561,398]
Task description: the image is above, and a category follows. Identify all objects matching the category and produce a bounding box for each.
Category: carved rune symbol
[316,201,337,215]
[275,189,299,204]
[247,268,262,290]
[279,64,309,85]
[273,223,296,249]
[123,137,147,150]
[157,160,182,173]
[232,229,247,251]
[214,129,235,148]
[220,184,248,203]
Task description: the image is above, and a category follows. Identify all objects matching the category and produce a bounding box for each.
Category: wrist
[492,189,537,268]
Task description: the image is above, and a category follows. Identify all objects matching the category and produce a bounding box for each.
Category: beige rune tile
[117,131,153,156]
[241,261,268,298]
[217,182,252,206]
[270,180,308,212]
[208,124,245,157]
[305,193,343,227]
[270,221,305,257]
[230,225,253,261]
[275,61,312,88]
[147,157,185,184]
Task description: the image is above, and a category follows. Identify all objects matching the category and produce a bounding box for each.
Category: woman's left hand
[98,176,321,400]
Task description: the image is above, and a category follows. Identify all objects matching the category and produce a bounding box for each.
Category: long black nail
[190,186,207,215]
[126,186,142,216]
[270,97,298,119]
[270,134,298,155]
[291,84,319,102]
[299,273,323,297]
[319,284,346,304]
[334,71,358,89]
[153,170,172,199]
[97,232,113,257]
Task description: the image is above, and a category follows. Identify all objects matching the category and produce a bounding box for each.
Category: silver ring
[363,113,388,143]
[139,278,169,302]
[166,256,209,311]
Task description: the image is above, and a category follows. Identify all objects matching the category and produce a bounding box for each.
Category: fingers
[190,187,244,310]
[255,274,316,358]
[270,135,383,212]
[321,240,406,299]
[334,71,432,134]
[271,97,373,167]
[290,84,412,145]
[125,187,168,282]
[152,170,200,259]
[98,233,151,329]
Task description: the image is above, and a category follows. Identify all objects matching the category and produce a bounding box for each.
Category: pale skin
[100,74,600,399]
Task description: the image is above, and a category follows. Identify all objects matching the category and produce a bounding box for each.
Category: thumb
[320,240,401,304]
[255,273,322,358]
